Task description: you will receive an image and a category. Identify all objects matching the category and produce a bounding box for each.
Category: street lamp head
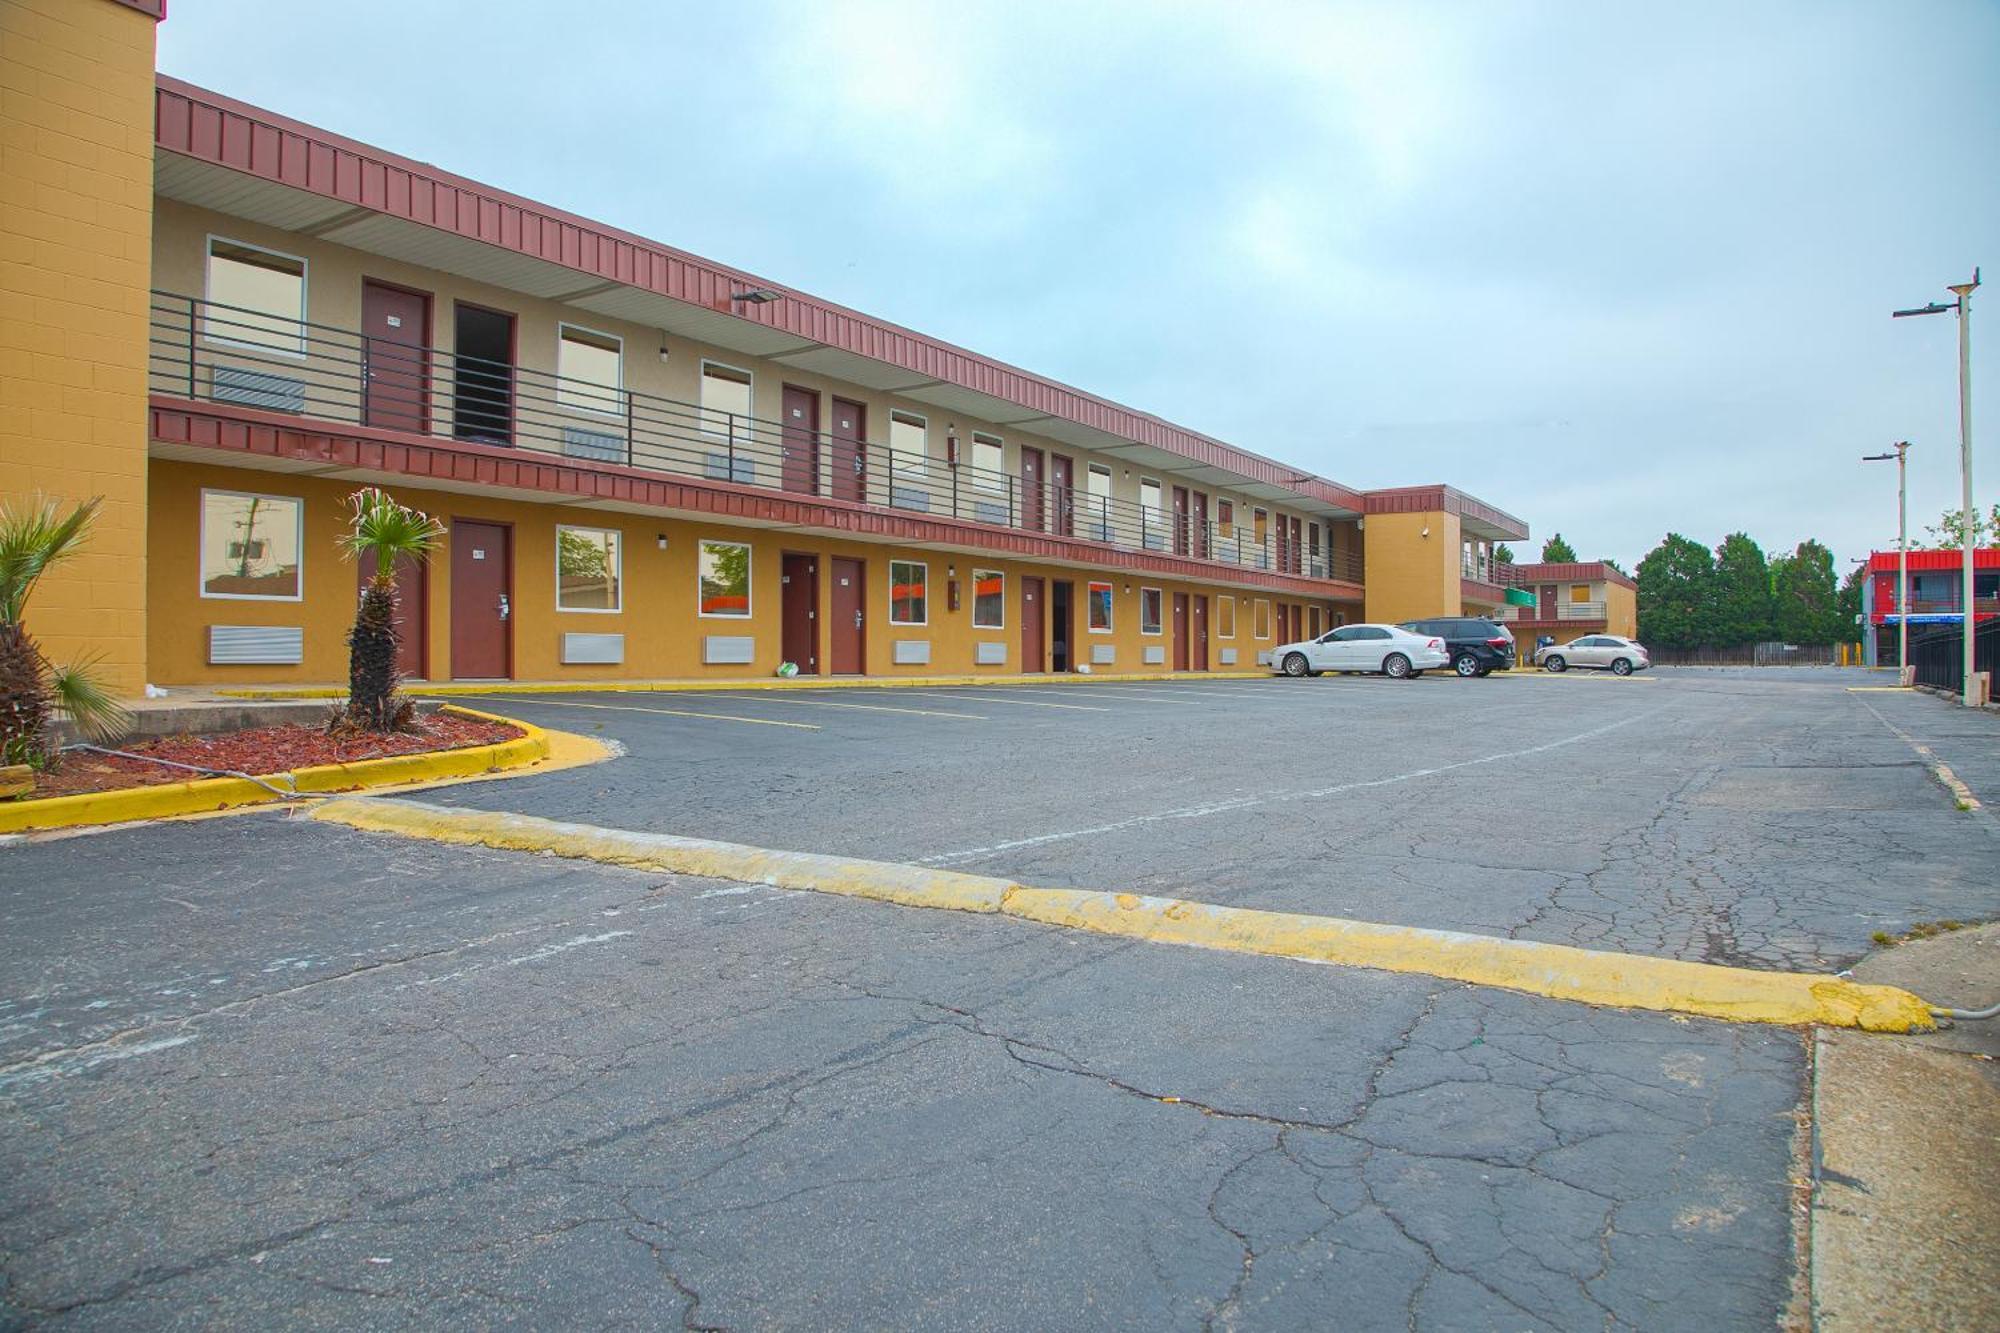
[1861,453,1897,461]
[1892,302,1954,318]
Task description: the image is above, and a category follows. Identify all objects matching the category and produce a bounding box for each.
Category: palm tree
[0,495,131,765]
[338,488,444,733]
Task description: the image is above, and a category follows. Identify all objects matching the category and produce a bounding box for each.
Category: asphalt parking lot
[2,666,1995,1329]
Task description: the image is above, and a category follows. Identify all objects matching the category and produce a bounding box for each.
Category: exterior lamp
[729,287,782,305]
[1861,442,1911,674]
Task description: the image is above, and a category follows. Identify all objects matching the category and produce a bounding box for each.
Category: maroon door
[1192,596,1209,670]
[1172,487,1189,555]
[1539,584,1558,620]
[362,280,430,433]
[781,386,820,496]
[1171,593,1189,670]
[449,520,511,679]
[1020,446,1045,531]
[830,398,866,503]
[781,552,819,674]
[1050,455,1074,536]
[1021,576,1044,673]
[1192,492,1208,560]
[830,556,866,673]
[357,550,428,680]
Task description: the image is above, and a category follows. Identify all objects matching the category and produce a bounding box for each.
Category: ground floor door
[357,551,428,680]
[449,519,511,679]
[1191,595,1209,670]
[1020,576,1045,672]
[781,552,819,674]
[830,556,866,673]
[1051,581,1074,672]
[781,386,820,496]
[1171,593,1189,670]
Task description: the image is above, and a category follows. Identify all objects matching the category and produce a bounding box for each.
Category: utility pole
[1863,441,1913,674]
[1894,269,1981,706]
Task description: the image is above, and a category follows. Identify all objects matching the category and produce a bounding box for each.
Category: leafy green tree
[1710,533,1774,644]
[1540,533,1577,562]
[1835,561,1868,642]
[1636,533,1714,648]
[1922,501,1999,549]
[1601,557,1626,576]
[1770,540,1840,644]
[1492,544,1515,565]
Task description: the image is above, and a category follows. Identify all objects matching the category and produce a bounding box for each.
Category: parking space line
[890,689,1111,712]
[1056,687,1212,705]
[490,697,822,730]
[701,693,987,721]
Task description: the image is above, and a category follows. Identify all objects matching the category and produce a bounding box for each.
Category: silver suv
[1536,634,1650,675]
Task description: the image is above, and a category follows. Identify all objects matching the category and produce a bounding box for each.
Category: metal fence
[1647,642,1842,667]
[150,292,1364,585]
[1909,619,2000,695]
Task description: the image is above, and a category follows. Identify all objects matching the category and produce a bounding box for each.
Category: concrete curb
[0,705,551,834]
[216,670,1275,700]
[311,797,1938,1032]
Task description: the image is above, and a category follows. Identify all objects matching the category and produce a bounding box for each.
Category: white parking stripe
[889,689,1111,712]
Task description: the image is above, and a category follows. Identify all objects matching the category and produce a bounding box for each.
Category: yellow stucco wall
[1362,511,1461,624]
[150,459,1328,684]
[1605,580,1637,638]
[0,0,157,693]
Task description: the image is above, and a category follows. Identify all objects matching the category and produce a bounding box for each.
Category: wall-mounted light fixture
[656,533,668,550]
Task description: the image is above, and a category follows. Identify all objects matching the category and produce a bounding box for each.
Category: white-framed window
[1217,595,1236,639]
[556,325,623,416]
[699,361,753,436]
[697,539,751,617]
[204,237,307,355]
[200,488,304,600]
[1253,598,1272,640]
[972,568,1005,629]
[1138,478,1164,550]
[890,411,929,506]
[890,559,928,625]
[1087,580,1114,633]
[1140,587,1163,635]
[1216,499,1235,538]
[1086,464,1113,540]
[556,525,621,612]
[970,433,1005,490]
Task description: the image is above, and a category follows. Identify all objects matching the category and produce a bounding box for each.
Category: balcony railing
[149,292,1363,586]
[1496,601,1607,623]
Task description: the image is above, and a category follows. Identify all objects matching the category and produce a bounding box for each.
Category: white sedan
[1270,623,1450,679]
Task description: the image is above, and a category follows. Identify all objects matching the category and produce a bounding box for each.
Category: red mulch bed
[14,711,524,801]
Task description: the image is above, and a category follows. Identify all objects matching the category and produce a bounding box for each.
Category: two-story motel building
[3,0,1528,694]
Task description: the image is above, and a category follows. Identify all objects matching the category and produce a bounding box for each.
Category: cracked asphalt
[1,667,1992,1329]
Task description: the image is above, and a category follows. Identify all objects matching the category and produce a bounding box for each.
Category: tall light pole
[1894,268,1981,705]
[1862,441,1912,674]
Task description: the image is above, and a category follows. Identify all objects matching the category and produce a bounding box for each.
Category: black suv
[1398,617,1516,677]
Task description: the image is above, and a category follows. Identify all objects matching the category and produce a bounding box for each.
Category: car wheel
[1544,655,1567,672]
[1611,657,1633,676]
[1453,652,1480,677]
[1383,653,1412,679]
[1283,652,1310,677]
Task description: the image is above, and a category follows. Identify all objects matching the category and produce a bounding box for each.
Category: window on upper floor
[205,238,307,354]
[889,412,929,508]
[1571,584,1591,603]
[556,326,622,415]
[699,362,752,435]
[970,433,1005,491]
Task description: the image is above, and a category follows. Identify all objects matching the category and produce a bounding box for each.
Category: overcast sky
[159,1,1998,568]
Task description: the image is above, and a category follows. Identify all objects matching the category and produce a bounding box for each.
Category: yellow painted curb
[311,797,1014,913]
[311,797,1938,1033]
[0,706,551,834]
[218,670,1275,700]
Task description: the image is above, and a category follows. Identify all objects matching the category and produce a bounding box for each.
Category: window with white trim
[1140,587,1163,635]
[205,238,306,354]
[699,362,752,436]
[697,540,751,617]
[200,489,303,600]
[1086,464,1113,540]
[557,326,622,415]
[972,568,1004,629]
[970,433,1004,490]
[890,560,928,624]
[1087,580,1113,632]
[890,411,929,508]
[1139,478,1164,550]
[556,525,621,612]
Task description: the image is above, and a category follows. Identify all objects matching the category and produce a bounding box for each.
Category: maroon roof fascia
[1362,484,1528,539]
[1505,561,1636,591]
[110,0,166,18]
[148,397,1359,600]
[152,75,1367,514]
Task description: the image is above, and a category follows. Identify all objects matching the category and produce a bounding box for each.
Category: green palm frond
[341,488,445,580]
[0,495,101,625]
[48,654,130,743]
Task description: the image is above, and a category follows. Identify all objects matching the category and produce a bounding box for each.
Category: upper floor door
[362,280,430,434]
